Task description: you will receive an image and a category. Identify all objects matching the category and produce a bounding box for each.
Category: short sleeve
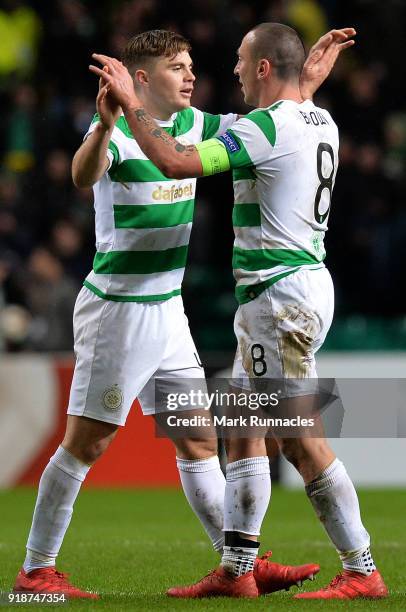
[202,112,238,140]
[215,110,277,169]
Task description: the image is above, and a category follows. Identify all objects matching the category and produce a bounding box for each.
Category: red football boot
[167,566,258,598]
[254,551,320,594]
[14,568,99,600]
[294,569,388,599]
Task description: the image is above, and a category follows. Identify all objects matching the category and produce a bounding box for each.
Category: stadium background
[0,2,405,605]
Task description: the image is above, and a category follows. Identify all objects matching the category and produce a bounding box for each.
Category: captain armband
[195,139,230,176]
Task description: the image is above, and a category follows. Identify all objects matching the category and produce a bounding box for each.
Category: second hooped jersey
[216,99,339,304]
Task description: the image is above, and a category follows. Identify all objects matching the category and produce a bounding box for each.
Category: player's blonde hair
[122,30,191,73]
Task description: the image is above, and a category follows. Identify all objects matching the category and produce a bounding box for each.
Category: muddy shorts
[232,268,334,396]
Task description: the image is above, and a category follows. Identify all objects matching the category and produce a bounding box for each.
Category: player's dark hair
[122,30,191,73]
[250,23,305,82]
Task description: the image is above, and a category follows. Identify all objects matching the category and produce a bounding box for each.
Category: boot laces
[327,573,345,590]
[259,551,273,562]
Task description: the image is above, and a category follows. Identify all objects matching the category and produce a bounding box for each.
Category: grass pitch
[1,487,405,611]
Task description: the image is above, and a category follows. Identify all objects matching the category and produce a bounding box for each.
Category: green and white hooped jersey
[84,108,236,302]
[212,99,339,304]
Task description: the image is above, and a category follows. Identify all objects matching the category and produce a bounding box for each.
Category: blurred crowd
[0,0,405,352]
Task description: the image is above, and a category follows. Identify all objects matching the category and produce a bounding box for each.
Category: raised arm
[89,55,204,179]
[183,29,357,132]
[300,28,356,100]
[88,26,356,180]
[72,70,121,188]
[202,29,357,125]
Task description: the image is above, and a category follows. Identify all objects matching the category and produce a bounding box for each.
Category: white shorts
[67,287,205,425]
[232,268,334,391]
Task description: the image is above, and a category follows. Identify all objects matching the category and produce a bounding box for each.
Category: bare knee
[265,437,280,460]
[225,437,266,463]
[62,415,119,465]
[278,438,303,470]
[278,437,335,482]
[63,433,117,465]
[65,437,115,464]
[174,437,218,460]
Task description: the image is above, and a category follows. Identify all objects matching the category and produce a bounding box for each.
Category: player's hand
[300,28,356,99]
[96,66,121,130]
[90,53,141,111]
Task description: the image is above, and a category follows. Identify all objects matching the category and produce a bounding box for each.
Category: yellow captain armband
[195,139,230,176]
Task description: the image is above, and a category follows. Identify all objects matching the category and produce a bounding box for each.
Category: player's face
[147,51,196,116]
[234,33,259,106]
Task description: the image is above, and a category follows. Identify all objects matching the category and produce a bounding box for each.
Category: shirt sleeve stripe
[245,110,276,147]
[202,112,221,140]
[221,129,253,168]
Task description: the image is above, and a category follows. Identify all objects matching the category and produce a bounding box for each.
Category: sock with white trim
[306,458,375,575]
[177,455,225,553]
[222,457,271,575]
[23,446,90,573]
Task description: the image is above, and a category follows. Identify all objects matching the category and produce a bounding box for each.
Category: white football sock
[177,455,225,552]
[221,457,270,576]
[306,458,375,575]
[23,446,90,573]
[223,456,271,536]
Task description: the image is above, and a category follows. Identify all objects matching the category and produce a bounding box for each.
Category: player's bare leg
[14,415,118,599]
[276,417,388,599]
[265,435,280,461]
[62,414,119,464]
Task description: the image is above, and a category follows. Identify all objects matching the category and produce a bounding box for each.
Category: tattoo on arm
[132,108,197,157]
[134,109,147,120]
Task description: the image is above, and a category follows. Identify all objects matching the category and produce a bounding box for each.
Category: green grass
[1,487,405,611]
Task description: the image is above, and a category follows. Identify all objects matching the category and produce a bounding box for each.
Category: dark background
[1,0,405,357]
